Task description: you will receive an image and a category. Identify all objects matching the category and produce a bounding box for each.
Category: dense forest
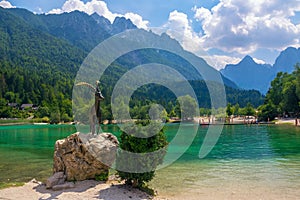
[258,64,300,121]
[0,7,265,122]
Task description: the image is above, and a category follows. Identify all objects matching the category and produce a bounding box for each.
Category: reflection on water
[0,124,300,196]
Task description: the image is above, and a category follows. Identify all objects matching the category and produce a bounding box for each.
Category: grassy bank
[0,182,24,190]
[0,118,52,126]
[0,119,34,126]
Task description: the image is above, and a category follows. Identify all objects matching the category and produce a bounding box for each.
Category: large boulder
[53,132,119,181]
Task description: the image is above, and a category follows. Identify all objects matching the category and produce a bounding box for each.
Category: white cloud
[162,10,203,53]
[48,9,62,14]
[48,0,118,22]
[193,0,300,54]
[253,57,266,65]
[48,0,148,29]
[204,55,241,70]
[204,55,266,70]
[0,0,15,8]
[192,6,211,22]
[160,10,243,70]
[124,12,149,29]
[34,7,43,14]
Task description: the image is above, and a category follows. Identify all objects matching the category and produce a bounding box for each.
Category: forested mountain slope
[0,7,264,120]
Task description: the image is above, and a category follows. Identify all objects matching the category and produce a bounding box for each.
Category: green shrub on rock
[116,120,168,188]
[95,172,109,181]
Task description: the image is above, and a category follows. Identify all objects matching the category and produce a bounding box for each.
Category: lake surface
[0,124,300,198]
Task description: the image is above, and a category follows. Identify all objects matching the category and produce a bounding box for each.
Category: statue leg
[96,106,101,135]
[90,107,97,135]
[91,116,96,135]
[96,123,100,135]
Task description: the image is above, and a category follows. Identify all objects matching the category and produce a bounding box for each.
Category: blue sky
[1,0,300,70]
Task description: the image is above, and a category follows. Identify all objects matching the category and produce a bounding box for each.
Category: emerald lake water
[1,124,300,197]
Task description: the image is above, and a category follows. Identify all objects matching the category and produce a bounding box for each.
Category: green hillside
[0,7,85,120]
[0,8,264,121]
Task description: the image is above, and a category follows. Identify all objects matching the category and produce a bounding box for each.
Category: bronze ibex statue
[75,81,104,135]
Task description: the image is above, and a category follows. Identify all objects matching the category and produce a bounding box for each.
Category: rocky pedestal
[52,132,119,182]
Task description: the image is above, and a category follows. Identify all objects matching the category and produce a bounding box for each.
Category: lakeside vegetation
[1,63,299,124]
[258,64,300,121]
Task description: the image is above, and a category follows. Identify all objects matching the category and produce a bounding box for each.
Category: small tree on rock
[116,120,168,188]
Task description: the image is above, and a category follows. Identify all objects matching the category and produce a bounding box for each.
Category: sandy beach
[0,179,165,200]
[1,179,300,200]
[275,118,299,125]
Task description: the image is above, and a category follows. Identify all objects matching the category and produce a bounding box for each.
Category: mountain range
[221,47,300,94]
[5,8,137,52]
[0,7,264,116]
